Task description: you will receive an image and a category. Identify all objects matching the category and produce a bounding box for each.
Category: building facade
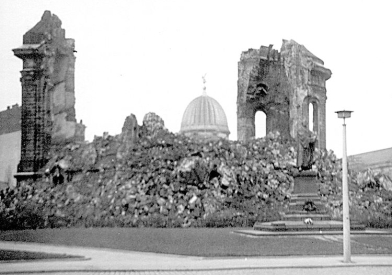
[237,40,332,149]
[0,104,21,188]
[348,148,392,178]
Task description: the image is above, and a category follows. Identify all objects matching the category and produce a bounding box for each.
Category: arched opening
[303,97,319,134]
[309,102,314,131]
[255,111,266,138]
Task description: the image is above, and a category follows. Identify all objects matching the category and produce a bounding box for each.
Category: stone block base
[253,220,366,232]
[253,170,365,232]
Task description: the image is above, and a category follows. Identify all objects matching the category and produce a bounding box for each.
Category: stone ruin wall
[10,12,331,181]
[237,40,332,149]
[13,11,85,176]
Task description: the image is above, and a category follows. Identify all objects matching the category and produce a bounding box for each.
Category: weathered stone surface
[142,112,166,137]
[52,82,66,114]
[80,143,98,167]
[51,113,77,143]
[116,114,139,159]
[237,40,331,150]
[13,11,85,176]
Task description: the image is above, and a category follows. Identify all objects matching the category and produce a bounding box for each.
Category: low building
[348,148,392,178]
[0,104,21,189]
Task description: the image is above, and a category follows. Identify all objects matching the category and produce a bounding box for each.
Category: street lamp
[336,110,353,263]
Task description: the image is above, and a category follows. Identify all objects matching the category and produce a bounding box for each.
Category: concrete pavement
[1,240,392,274]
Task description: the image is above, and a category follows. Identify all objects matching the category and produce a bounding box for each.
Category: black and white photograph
[0,1,392,274]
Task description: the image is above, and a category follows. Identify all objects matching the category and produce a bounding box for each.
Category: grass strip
[1,228,392,257]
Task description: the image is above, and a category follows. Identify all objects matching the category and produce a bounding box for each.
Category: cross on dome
[202,74,207,96]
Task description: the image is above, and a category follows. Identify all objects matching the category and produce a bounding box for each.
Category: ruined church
[1,11,333,186]
[237,40,332,149]
[7,11,85,183]
[5,11,391,189]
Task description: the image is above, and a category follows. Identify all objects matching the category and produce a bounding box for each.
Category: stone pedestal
[280,171,330,222]
[293,171,319,194]
[253,171,365,232]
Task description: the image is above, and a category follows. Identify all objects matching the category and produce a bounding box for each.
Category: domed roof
[180,94,230,136]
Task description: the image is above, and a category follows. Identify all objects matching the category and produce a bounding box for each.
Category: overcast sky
[0,0,391,158]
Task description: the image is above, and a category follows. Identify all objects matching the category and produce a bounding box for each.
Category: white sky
[0,0,391,158]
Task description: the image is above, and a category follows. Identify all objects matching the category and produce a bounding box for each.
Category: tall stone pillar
[237,104,255,141]
[318,98,327,149]
[13,11,85,182]
[13,47,51,175]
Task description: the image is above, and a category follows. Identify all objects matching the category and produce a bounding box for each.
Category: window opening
[255,111,267,138]
[309,103,314,132]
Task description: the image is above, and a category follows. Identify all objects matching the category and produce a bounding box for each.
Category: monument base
[253,171,365,232]
[253,220,365,232]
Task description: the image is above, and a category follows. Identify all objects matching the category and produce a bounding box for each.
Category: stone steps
[253,220,366,232]
[288,203,325,211]
[281,213,331,221]
[291,192,320,198]
[289,192,326,213]
[286,210,328,215]
[252,172,365,232]
[289,200,324,205]
[284,190,331,220]
[290,193,325,202]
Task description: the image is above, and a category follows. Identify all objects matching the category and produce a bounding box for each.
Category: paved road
[1,241,392,275]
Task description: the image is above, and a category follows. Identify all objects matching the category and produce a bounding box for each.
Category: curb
[2,264,392,274]
[234,229,392,237]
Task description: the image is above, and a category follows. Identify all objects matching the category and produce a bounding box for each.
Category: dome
[180,94,230,139]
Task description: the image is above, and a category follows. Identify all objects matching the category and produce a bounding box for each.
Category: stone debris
[315,149,392,226]
[0,113,391,229]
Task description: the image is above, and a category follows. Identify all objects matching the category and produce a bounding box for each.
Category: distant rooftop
[348,147,392,171]
[0,104,21,135]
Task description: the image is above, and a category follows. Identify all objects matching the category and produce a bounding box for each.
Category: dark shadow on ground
[0,249,83,262]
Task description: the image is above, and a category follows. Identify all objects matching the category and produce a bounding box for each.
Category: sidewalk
[1,240,392,275]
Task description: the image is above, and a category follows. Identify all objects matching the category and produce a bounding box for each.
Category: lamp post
[336,110,353,263]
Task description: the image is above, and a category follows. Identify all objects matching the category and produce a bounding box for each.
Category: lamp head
[336,110,353,119]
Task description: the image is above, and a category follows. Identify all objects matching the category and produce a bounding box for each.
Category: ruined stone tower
[237,40,331,149]
[13,11,85,181]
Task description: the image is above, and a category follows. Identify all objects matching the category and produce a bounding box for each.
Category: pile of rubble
[1,113,391,229]
[314,149,392,227]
